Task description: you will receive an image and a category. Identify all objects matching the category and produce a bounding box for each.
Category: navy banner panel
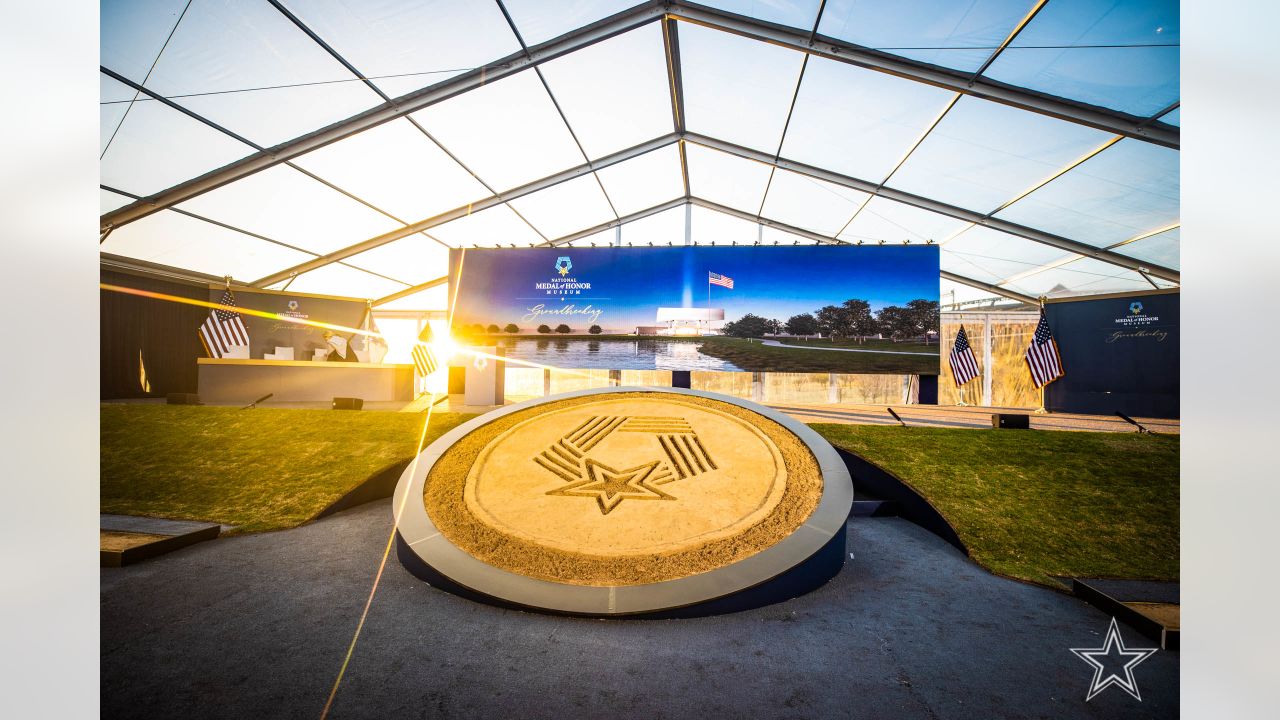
[1044,292,1179,418]
[447,246,941,374]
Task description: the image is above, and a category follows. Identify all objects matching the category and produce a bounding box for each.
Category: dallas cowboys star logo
[1070,617,1158,701]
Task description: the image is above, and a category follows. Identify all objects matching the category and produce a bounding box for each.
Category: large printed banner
[207,287,368,361]
[1044,291,1179,418]
[449,246,940,374]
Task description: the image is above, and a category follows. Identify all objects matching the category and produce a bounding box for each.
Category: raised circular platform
[393,387,853,616]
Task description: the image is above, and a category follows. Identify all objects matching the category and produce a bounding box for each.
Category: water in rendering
[496,337,742,371]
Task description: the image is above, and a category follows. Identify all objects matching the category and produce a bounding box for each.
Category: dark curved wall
[1044,291,1178,419]
[100,269,207,399]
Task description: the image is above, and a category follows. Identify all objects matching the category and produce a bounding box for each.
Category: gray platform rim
[392,386,853,615]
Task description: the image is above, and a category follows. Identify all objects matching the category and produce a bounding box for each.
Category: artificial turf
[811,424,1179,587]
[100,405,1179,588]
[100,404,474,533]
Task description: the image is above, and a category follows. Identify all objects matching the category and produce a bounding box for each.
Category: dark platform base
[1071,578,1180,650]
[100,516,221,567]
[396,522,848,619]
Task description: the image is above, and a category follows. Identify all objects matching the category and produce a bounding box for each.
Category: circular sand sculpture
[394,387,852,615]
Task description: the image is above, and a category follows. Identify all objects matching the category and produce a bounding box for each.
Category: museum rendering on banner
[93,1,1187,718]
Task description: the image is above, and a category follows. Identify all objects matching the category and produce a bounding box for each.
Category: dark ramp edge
[835,448,968,555]
[395,524,847,619]
[316,459,412,519]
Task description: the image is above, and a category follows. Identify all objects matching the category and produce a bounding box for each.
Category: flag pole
[1035,296,1049,415]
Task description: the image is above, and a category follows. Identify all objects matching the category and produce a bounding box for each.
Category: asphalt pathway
[101,501,1177,719]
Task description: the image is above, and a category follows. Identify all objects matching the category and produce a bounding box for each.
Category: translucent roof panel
[102,209,314,282]
[283,263,407,300]
[501,0,642,47]
[939,249,1002,285]
[100,87,254,197]
[507,174,617,240]
[1115,227,1179,270]
[680,22,806,153]
[562,228,619,247]
[1160,108,1180,126]
[699,1,823,29]
[537,23,672,159]
[940,277,1004,307]
[281,0,520,98]
[993,139,1179,250]
[761,225,820,245]
[685,143,771,214]
[100,75,134,155]
[175,165,401,257]
[984,0,1179,117]
[101,188,133,215]
[1004,257,1155,298]
[428,204,545,247]
[291,118,489,223]
[101,0,189,84]
[375,283,449,310]
[136,0,383,148]
[781,56,956,182]
[339,233,450,286]
[618,204,687,245]
[689,205,762,245]
[839,197,971,245]
[818,0,1029,73]
[594,144,684,217]
[888,96,1113,213]
[941,225,1066,281]
[759,169,870,237]
[409,71,584,191]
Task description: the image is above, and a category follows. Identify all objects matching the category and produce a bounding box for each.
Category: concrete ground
[101,502,1177,719]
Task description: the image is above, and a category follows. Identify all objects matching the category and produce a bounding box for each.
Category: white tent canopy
[101,0,1179,309]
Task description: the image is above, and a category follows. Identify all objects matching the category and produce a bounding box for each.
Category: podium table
[197,358,413,403]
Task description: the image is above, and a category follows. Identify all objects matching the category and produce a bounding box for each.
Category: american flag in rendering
[948,325,980,387]
[1024,309,1064,388]
[708,272,734,289]
[197,289,249,358]
[411,323,439,377]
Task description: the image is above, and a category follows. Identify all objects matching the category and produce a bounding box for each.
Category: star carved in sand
[545,458,674,515]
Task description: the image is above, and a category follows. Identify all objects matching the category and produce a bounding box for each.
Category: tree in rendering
[784,313,819,335]
[588,325,603,335]
[537,324,552,334]
[555,324,572,334]
[722,313,772,338]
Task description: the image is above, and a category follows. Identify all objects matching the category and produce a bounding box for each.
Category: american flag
[198,289,249,358]
[411,323,439,377]
[708,272,734,289]
[948,325,980,387]
[1025,309,1064,388]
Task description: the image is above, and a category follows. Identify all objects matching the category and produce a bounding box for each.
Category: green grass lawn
[697,337,939,373]
[776,338,938,353]
[811,425,1179,587]
[101,405,474,533]
[101,405,1178,589]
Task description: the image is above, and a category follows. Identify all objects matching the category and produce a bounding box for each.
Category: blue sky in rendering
[452,246,939,333]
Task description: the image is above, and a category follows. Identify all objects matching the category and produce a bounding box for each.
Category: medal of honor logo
[1129,301,1144,315]
[555,256,572,277]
